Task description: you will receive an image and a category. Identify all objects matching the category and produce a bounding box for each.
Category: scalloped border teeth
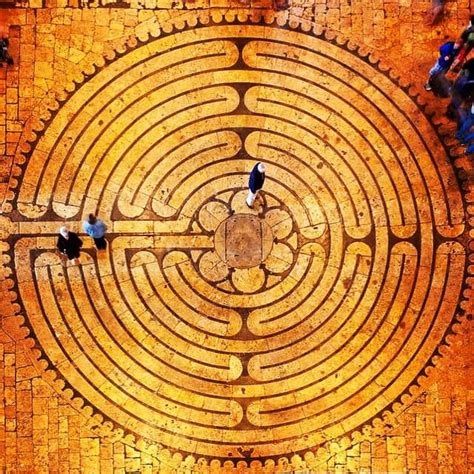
[1,12,472,471]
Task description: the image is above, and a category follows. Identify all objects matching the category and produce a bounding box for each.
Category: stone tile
[0,1,473,472]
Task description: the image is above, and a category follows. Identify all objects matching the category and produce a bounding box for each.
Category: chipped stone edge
[0,8,472,471]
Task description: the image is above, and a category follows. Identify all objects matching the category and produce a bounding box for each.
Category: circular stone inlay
[8,20,469,462]
[214,214,273,268]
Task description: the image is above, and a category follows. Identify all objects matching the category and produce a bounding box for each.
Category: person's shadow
[425,2,444,25]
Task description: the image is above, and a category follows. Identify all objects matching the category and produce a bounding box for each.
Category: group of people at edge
[425,15,474,155]
[57,162,266,264]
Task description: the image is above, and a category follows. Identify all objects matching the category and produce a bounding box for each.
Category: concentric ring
[9,21,468,460]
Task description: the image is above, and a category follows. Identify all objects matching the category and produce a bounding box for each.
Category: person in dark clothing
[449,58,474,119]
[57,226,82,265]
[0,38,14,67]
[456,102,474,140]
[246,162,266,209]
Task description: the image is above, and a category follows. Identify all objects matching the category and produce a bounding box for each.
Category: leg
[59,252,68,267]
[456,112,474,137]
[462,131,474,144]
[451,77,467,115]
[94,236,107,250]
[465,142,474,154]
[428,62,444,77]
[246,189,257,208]
[72,250,81,265]
[99,236,107,250]
[425,63,444,90]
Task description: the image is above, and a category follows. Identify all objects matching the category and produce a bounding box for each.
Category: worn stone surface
[0,1,473,472]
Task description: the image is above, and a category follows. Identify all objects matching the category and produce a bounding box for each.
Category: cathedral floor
[0,2,473,473]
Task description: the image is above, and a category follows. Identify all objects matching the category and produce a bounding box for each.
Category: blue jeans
[428,60,447,78]
[456,111,474,137]
[466,142,474,154]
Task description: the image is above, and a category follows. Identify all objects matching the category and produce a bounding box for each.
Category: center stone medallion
[214,214,273,268]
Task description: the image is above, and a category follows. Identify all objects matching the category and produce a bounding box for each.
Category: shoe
[424,83,432,91]
[246,201,254,209]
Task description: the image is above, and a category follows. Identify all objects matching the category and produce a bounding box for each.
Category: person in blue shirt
[83,213,107,250]
[246,162,266,209]
[424,40,461,91]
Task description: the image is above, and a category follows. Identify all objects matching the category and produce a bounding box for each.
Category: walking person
[83,213,107,250]
[246,162,266,209]
[424,40,460,93]
[57,226,82,265]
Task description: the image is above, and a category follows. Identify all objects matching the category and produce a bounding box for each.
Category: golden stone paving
[0,3,473,474]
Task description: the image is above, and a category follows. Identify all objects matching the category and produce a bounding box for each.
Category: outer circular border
[1,11,473,469]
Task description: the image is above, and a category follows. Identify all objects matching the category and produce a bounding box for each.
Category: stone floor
[0,1,473,473]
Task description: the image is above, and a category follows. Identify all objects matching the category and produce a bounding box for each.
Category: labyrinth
[5,20,469,461]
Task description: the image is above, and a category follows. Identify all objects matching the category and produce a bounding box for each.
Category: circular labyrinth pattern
[9,21,468,460]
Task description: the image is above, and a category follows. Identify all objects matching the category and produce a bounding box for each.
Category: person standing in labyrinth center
[246,162,266,209]
[83,213,107,250]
